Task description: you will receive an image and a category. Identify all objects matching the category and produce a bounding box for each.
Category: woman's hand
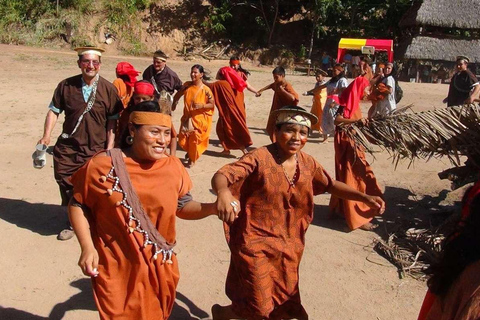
[255,92,262,97]
[364,195,385,215]
[216,189,240,224]
[193,103,204,110]
[78,246,99,277]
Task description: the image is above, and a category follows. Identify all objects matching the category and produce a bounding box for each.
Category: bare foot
[211,304,242,320]
[320,134,329,143]
[220,149,231,156]
[359,221,379,231]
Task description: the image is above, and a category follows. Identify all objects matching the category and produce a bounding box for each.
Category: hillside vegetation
[0,0,412,62]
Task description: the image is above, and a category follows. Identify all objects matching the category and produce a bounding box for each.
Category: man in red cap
[37,46,123,240]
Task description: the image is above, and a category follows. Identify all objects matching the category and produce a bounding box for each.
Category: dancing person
[117,80,177,156]
[69,100,221,320]
[205,66,252,155]
[211,106,385,320]
[417,179,480,320]
[113,61,140,109]
[229,56,259,95]
[369,62,396,117]
[444,55,480,107]
[142,50,182,98]
[256,66,299,142]
[173,64,215,167]
[329,77,384,230]
[303,69,328,136]
[37,46,122,240]
[309,64,348,141]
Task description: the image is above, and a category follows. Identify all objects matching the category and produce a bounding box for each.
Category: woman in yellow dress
[173,64,215,167]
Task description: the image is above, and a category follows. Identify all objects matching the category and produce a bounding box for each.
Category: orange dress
[265,82,299,141]
[310,81,327,132]
[113,78,134,109]
[328,106,383,230]
[177,84,214,162]
[206,80,252,151]
[217,145,332,319]
[71,154,192,320]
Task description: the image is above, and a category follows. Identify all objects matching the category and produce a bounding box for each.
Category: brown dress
[265,82,299,141]
[71,154,192,320]
[206,80,253,151]
[217,145,332,319]
[329,107,383,230]
[52,75,122,204]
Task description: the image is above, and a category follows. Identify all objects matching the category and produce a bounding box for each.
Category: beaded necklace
[275,146,298,188]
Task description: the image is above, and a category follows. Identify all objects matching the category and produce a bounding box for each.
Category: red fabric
[335,77,370,119]
[116,62,140,87]
[418,290,436,320]
[134,81,155,96]
[219,67,247,92]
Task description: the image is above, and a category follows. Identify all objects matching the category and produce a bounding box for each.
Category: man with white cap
[142,49,182,98]
[37,46,122,240]
[445,55,480,107]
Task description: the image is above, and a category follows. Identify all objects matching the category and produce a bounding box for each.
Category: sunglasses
[80,60,100,67]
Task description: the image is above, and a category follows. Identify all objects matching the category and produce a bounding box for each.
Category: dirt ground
[0,44,459,320]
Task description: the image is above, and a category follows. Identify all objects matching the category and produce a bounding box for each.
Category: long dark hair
[426,188,480,298]
[330,63,346,83]
[119,101,161,149]
[230,56,251,76]
[191,64,211,80]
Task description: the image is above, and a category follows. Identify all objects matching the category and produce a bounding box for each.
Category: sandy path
[0,44,456,319]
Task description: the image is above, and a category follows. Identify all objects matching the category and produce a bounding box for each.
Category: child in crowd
[256,66,299,142]
[303,69,328,136]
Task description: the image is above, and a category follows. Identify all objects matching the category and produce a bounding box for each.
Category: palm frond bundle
[342,104,480,167]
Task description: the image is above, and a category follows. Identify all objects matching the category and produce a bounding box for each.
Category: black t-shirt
[447,70,479,107]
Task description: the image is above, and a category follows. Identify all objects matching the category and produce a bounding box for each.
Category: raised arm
[327,180,385,214]
[212,173,240,224]
[176,201,218,220]
[172,86,187,111]
[255,83,274,97]
[245,80,259,95]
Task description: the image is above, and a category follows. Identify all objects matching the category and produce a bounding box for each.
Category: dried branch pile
[374,229,443,280]
[374,212,460,280]
[342,104,480,168]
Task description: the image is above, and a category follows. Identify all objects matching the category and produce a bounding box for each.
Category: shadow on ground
[0,277,209,319]
[0,197,66,236]
[311,185,456,237]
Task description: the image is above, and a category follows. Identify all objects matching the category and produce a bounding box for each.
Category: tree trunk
[267,0,279,46]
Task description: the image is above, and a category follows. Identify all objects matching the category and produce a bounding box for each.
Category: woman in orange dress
[68,100,221,320]
[329,76,384,230]
[205,66,252,155]
[173,64,215,166]
[211,106,385,320]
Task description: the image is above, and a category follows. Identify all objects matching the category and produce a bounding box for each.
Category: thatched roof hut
[399,0,480,29]
[398,36,480,62]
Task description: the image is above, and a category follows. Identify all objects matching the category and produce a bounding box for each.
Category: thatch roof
[400,0,480,29]
[397,36,480,62]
